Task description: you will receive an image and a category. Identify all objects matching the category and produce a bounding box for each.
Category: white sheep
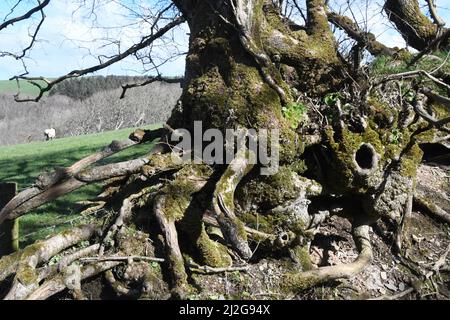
[44,128,56,141]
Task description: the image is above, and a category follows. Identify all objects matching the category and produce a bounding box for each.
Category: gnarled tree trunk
[0,0,449,300]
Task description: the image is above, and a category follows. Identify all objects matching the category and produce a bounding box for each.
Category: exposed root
[369,287,415,300]
[395,192,414,252]
[64,263,85,300]
[202,212,276,242]
[425,243,450,278]
[99,196,135,255]
[99,185,159,255]
[283,221,373,293]
[212,149,255,259]
[105,269,136,297]
[76,158,150,183]
[3,224,98,300]
[0,251,20,282]
[79,201,106,216]
[57,244,100,272]
[25,261,121,300]
[153,194,188,297]
[414,194,450,224]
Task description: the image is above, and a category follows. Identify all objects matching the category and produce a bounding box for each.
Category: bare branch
[426,0,446,28]
[120,76,183,99]
[380,69,450,92]
[12,15,186,102]
[384,0,442,51]
[0,0,50,31]
[327,11,397,57]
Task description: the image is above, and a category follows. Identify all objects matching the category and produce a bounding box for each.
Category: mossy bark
[168,0,343,164]
[384,0,448,51]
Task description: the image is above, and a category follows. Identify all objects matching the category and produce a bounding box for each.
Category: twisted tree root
[202,212,276,242]
[2,224,98,300]
[98,183,161,255]
[25,261,121,300]
[212,149,255,259]
[283,221,373,293]
[35,244,102,284]
[395,192,414,252]
[153,195,188,297]
[414,194,450,224]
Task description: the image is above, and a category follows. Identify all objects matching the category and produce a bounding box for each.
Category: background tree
[0,0,449,299]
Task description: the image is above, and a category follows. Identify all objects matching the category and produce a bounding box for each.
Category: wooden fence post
[0,182,19,257]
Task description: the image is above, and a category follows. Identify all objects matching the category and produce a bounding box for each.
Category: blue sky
[1,0,450,80]
[0,0,188,79]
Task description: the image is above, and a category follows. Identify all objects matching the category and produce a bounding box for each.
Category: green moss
[240,212,273,234]
[16,266,39,285]
[237,166,299,210]
[325,125,384,192]
[196,227,232,268]
[143,153,181,176]
[234,217,248,241]
[170,254,189,292]
[0,251,20,280]
[291,159,308,175]
[432,102,450,119]
[161,164,212,221]
[367,96,398,129]
[290,245,313,271]
[258,1,342,96]
[399,144,423,178]
[281,272,320,293]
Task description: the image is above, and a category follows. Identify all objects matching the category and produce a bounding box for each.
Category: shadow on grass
[0,139,155,247]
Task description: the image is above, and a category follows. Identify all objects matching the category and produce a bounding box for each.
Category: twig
[187,261,248,274]
[369,287,415,300]
[381,70,450,92]
[80,255,165,263]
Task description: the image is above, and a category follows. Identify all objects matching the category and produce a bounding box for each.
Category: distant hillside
[0,79,50,97]
[0,75,183,100]
[0,81,182,146]
[49,75,183,100]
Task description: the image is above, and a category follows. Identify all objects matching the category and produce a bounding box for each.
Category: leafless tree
[0,0,449,300]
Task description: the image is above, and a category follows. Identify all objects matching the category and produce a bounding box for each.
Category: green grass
[0,79,50,96]
[369,50,450,97]
[0,125,160,246]
[370,50,450,78]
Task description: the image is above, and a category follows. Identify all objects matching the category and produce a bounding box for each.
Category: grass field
[0,79,50,96]
[0,125,159,247]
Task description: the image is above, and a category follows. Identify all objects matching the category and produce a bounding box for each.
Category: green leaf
[282,102,307,129]
[324,92,342,106]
